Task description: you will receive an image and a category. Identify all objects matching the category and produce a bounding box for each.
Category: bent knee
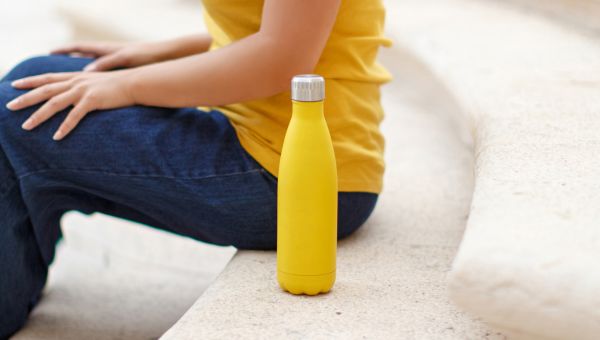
[2,55,93,82]
[0,82,25,114]
[0,83,37,146]
[0,82,26,114]
[3,56,59,82]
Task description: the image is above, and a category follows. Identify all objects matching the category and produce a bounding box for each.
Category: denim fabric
[0,55,378,338]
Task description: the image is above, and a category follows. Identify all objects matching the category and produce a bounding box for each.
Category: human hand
[6,71,135,140]
[51,41,168,72]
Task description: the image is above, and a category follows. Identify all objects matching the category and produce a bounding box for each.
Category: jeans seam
[16,167,264,181]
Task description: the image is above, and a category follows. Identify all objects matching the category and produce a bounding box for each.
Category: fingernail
[83,64,95,71]
[53,130,63,140]
[6,98,20,110]
[21,119,33,130]
[11,79,23,87]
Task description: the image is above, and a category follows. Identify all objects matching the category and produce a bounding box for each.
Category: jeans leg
[0,127,47,339]
[0,55,93,338]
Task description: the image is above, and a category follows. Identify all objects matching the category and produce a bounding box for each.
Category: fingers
[69,52,98,58]
[50,43,91,55]
[53,99,93,140]
[83,54,125,72]
[6,82,71,111]
[11,72,78,89]
[50,43,113,57]
[21,90,79,131]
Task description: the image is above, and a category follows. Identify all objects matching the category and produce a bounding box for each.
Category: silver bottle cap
[291,74,325,102]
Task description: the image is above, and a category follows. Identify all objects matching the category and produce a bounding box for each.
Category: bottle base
[277,270,336,296]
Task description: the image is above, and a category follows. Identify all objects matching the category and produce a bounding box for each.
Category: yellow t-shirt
[202,0,392,193]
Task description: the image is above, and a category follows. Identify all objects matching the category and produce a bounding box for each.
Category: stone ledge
[385,0,600,338]
[161,42,499,339]
[13,212,236,340]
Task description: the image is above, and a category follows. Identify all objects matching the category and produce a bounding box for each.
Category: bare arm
[51,34,213,71]
[127,0,341,107]
[8,0,341,140]
[133,34,213,60]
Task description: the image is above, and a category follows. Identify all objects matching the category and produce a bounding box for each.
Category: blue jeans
[0,55,378,337]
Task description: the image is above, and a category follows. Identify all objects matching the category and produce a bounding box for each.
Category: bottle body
[277,100,338,295]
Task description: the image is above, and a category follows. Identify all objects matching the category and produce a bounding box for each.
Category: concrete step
[385,0,600,338]
[12,213,235,340]
[161,44,501,339]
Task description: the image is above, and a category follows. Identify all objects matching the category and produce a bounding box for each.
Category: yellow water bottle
[277,74,337,295]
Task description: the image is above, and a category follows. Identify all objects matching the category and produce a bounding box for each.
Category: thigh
[2,98,278,255]
[1,56,264,179]
[0,57,278,260]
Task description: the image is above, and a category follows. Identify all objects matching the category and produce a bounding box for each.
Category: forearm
[125,0,339,108]
[152,34,213,61]
[126,33,312,108]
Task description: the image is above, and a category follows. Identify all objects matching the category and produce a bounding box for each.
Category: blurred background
[2,0,599,75]
[0,0,204,74]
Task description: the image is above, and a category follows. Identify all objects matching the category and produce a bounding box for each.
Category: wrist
[120,68,142,105]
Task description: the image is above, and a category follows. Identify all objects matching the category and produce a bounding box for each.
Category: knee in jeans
[3,55,55,81]
[0,81,17,104]
[2,55,91,83]
[0,84,31,144]
[4,56,68,81]
[0,55,73,115]
[0,82,24,115]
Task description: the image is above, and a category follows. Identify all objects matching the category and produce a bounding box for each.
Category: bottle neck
[292,100,324,119]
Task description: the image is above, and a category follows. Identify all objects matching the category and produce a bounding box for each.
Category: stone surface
[385,0,600,339]
[12,213,235,340]
[161,45,501,339]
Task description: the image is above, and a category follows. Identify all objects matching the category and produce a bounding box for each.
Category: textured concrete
[385,0,600,339]
[161,45,501,339]
[13,213,235,340]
